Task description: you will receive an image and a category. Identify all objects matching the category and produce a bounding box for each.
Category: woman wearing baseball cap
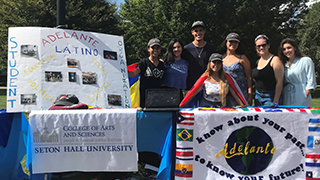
[180,53,244,107]
[220,33,252,106]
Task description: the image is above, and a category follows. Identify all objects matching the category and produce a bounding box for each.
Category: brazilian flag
[177,129,193,142]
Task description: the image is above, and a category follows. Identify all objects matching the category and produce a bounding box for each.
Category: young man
[182,21,216,106]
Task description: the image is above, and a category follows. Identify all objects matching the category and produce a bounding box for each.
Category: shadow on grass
[0,89,6,96]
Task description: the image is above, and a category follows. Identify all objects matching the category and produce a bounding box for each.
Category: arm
[304,57,317,96]
[271,56,284,104]
[240,55,253,105]
[229,86,244,106]
[128,67,141,78]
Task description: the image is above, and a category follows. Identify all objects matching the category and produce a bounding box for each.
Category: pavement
[0,87,6,89]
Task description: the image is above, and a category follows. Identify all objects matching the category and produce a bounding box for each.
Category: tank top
[223,55,248,98]
[203,80,229,102]
[252,56,276,91]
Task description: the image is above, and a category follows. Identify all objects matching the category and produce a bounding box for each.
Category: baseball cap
[54,94,79,106]
[226,33,240,42]
[209,53,223,62]
[191,21,205,29]
[147,38,161,47]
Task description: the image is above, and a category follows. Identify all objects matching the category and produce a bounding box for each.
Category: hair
[205,61,227,106]
[163,38,184,65]
[219,40,246,55]
[278,38,302,64]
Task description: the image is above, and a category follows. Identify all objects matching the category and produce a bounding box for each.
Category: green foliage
[297,2,320,83]
[0,0,122,73]
[119,0,307,66]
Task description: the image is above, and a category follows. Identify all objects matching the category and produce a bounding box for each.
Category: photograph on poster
[21,94,36,105]
[21,44,38,58]
[108,94,122,106]
[68,72,77,82]
[67,58,78,68]
[45,71,63,82]
[82,72,97,84]
[103,50,117,60]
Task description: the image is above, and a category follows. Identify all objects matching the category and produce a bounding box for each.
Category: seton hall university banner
[176,107,320,180]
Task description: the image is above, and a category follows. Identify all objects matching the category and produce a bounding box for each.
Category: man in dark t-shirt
[182,21,216,107]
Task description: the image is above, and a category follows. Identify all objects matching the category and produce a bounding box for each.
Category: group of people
[128,20,317,109]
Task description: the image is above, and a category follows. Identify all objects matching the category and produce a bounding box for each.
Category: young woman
[180,53,244,108]
[162,38,189,99]
[221,33,252,106]
[252,35,284,106]
[278,38,317,106]
[128,38,165,108]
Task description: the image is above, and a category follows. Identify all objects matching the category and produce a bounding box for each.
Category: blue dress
[223,57,248,106]
[281,56,317,106]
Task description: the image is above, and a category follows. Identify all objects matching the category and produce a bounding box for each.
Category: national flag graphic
[308,136,320,149]
[178,112,194,125]
[306,171,320,180]
[175,163,193,178]
[176,147,193,161]
[177,129,193,142]
[309,119,320,132]
[306,154,320,167]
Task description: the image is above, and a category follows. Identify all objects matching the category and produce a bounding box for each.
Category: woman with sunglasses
[221,33,252,106]
[278,38,316,106]
[252,35,284,106]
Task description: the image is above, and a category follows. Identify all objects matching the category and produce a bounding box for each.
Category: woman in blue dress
[162,38,189,99]
[278,38,317,106]
[220,33,252,106]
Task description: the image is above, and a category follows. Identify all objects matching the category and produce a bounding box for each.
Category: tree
[119,0,307,66]
[0,0,122,73]
[297,2,320,83]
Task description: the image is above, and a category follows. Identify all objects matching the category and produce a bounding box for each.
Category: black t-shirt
[137,58,165,107]
[182,42,216,90]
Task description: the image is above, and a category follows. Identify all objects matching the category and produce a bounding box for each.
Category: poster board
[7,27,131,112]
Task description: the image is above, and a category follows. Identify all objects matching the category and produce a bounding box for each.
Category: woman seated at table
[180,53,245,108]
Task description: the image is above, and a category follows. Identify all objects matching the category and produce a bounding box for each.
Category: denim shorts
[254,90,275,106]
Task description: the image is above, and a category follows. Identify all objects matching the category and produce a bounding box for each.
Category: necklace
[195,46,204,58]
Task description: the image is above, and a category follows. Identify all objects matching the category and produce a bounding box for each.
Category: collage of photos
[21,94,36,105]
[103,50,117,60]
[21,44,38,58]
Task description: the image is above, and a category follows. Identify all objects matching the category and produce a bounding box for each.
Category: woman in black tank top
[252,35,284,106]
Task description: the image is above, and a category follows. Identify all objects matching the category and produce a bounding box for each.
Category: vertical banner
[29,109,137,173]
[176,108,320,180]
[7,27,131,112]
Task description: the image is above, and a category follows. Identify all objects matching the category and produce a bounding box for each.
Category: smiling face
[148,45,161,57]
[282,43,296,60]
[255,38,270,56]
[226,40,239,52]
[191,27,206,41]
[210,60,222,72]
[173,42,182,58]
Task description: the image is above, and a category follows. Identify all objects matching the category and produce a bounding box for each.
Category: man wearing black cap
[182,21,216,106]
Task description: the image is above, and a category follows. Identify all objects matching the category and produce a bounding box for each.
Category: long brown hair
[278,38,302,64]
[205,61,227,106]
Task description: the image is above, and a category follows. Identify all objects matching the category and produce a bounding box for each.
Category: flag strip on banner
[309,119,320,132]
[179,112,194,125]
[307,171,320,180]
[176,147,193,161]
[175,163,193,177]
[306,154,320,167]
[308,136,320,149]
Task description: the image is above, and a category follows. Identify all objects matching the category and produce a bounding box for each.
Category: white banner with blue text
[29,109,137,173]
[7,27,131,112]
[176,108,320,180]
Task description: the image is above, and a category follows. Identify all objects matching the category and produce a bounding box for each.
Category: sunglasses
[256,44,267,49]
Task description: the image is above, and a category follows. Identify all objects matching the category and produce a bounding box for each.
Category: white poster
[176,108,320,180]
[29,109,137,173]
[7,27,131,112]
